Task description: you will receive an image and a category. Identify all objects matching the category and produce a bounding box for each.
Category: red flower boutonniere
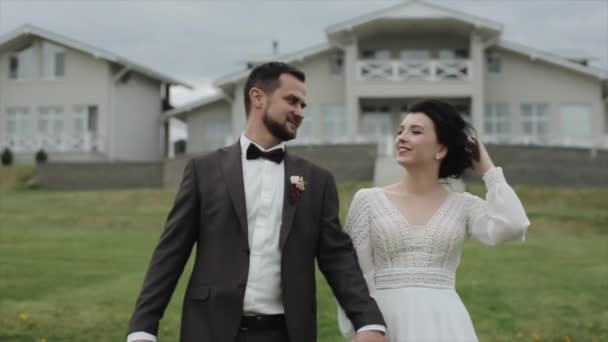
[289,176,306,204]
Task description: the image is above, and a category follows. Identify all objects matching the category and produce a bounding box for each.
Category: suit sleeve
[315,172,385,331]
[128,159,201,336]
[337,189,377,338]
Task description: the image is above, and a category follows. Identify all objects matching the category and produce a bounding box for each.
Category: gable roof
[164,92,228,119]
[0,24,192,88]
[214,42,333,88]
[326,0,502,37]
[496,40,607,80]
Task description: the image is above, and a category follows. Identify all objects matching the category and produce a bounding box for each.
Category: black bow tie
[246,143,285,164]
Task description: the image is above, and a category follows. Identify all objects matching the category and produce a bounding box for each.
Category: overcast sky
[1,0,606,106]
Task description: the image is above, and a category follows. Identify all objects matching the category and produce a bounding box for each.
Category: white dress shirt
[127,134,383,342]
[240,134,286,314]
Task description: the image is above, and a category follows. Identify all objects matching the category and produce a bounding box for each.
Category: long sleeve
[465,167,530,246]
[337,189,376,339]
[315,176,384,338]
[127,159,201,338]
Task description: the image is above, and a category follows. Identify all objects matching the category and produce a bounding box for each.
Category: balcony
[0,133,104,153]
[356,59,472,82]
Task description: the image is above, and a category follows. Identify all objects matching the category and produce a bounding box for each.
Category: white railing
[0,133,104,153]
[193,134,608,155]
[482,134,608,149]
[356,59,472,82]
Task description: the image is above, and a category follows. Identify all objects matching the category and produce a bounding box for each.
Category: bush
[1,148,13,166]
[35,149,48,164]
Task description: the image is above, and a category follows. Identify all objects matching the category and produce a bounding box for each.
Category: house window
[439,49,468,60]
[559,103,592,146]
[9,45,33,80]
[73,105,87,135]
[42,42,65,79]
[38,106,64,136]
[486,50,501,74]
[361,49,391,60]
[5,107,32,138]
[361,106,392,137]
[204,120,231,150]
[296,105,313,142]
[322,104,346,142]
[400,49,431,60]
[88,106,98,133]
[484,103,510,142]
[329,50,344,75]
[521,103,549,143]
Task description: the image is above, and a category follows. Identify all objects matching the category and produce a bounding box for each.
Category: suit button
[238,283,246,290]
[243,248,250,255]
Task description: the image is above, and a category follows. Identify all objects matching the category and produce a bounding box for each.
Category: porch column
[344,33,359,140]
[470,32,485,134]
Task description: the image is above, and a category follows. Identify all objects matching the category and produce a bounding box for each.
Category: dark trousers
[234,327,289,342]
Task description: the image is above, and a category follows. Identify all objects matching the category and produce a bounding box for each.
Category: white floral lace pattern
[344,167,530,290]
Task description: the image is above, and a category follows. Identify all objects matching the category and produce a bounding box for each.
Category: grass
[0,166,606,341]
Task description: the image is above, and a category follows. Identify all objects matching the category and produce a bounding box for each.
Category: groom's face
[261,74,306,142]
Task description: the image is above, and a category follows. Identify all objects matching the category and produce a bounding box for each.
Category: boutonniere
[289,176,306,204]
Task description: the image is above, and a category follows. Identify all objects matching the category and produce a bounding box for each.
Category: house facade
[0,25,190,163]
[167,0,608,158]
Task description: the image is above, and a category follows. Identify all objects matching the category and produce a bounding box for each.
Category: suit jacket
[128,142,384,342]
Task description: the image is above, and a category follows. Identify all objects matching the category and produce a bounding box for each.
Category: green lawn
[0,167,607,341]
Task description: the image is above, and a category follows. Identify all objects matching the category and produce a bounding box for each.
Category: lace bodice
[345,167,530,290]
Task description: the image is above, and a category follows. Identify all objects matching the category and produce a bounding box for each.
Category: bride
[338,99,529,341]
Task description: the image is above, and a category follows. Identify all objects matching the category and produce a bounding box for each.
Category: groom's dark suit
[128,141,384,342]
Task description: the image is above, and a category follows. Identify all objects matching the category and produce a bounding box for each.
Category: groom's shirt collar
[240,133,285,158]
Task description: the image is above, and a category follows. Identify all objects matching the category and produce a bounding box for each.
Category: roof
[0,24,193,88]
[214,42,333,88]
[164,92,228,119]
[326,0,503,36]
[496,40,608,80]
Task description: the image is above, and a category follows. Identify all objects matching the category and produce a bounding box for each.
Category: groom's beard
[263,111,296,142]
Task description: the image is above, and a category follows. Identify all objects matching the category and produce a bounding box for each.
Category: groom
[127,62,386,342]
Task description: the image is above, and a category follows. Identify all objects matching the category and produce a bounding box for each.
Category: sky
[1,0,606,140]
[1,0,606,104]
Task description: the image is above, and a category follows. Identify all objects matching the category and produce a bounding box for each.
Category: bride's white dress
[338,167,530,342]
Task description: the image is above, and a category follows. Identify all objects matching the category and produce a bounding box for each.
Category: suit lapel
[280,153,301,250]
[220,142,248,238]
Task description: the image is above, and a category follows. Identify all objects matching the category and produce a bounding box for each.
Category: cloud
[1,0,605,86]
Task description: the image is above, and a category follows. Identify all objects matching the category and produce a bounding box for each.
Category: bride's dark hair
[407,99,478,179]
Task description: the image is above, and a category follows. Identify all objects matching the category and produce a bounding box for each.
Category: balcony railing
[0,133,104,153]
[356,59,472,82]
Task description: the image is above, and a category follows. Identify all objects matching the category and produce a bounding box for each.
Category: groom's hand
[353,330,386,342]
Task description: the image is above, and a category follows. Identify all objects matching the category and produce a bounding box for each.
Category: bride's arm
[465,167,530,245]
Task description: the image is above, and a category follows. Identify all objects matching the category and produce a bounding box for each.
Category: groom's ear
[249,87,266,110]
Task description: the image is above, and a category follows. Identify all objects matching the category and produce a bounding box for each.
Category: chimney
[272,40,279,56]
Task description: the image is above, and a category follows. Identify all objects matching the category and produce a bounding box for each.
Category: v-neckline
[379,188,453,228]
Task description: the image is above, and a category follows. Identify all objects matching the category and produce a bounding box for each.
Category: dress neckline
[377,188,454,228]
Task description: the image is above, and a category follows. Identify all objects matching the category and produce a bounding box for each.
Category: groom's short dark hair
[244,62,305,117]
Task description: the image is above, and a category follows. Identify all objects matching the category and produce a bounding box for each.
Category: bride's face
[394,112,446,168]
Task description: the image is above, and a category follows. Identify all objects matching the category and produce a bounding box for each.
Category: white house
[0,24,191,163]
[167,0,608,158]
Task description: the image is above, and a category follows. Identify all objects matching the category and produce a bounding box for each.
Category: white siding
[185,100,231,154]
[485,48,605,146]
[112,72,163,161]
[0,38,112,155]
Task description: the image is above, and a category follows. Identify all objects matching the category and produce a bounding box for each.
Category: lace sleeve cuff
[482,167,505,189]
